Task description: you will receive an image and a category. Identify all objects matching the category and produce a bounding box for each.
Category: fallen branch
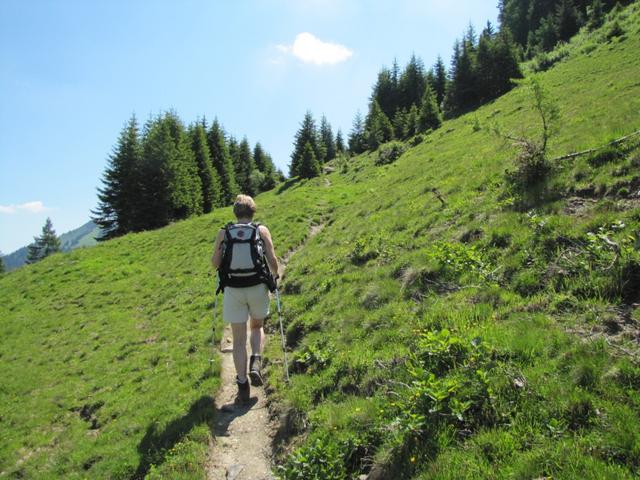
[552,129,640,162]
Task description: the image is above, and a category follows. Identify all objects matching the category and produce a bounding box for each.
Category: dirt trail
[207,222,325,480]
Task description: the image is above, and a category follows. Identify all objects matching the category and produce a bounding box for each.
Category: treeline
[289,113,346,178]
[288,17,524,179]
[92,111,281,240]
[499,0,632,56]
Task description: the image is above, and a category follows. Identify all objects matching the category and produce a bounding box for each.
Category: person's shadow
[133,394,257,479]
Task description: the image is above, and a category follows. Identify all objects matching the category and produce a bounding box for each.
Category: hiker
[212,194,279,403]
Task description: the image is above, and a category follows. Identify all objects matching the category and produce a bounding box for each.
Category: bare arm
[259,225,279,278]
[211,229,225,269]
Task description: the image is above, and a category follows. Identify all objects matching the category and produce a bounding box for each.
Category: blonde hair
[233,194,257,219]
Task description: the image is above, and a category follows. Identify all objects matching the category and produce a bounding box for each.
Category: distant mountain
[2,220,100,271]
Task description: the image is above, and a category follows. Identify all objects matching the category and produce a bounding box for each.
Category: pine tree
[347,111,366,154]
[207,119,239,205]
[319,115,336,162]
[299,142,321,179]
[136,112,202,229]
[236,137,256,195]
[252,142,277,191]
[398,54,426,111]
[91,114,141,240]
[190,122,222,213]
[371,66,399,120]
[392,109,408,139]
[418,84,442,132]
[335,129,345,154]
[290,111,324,177]
[405,105,420,138]
[556,0,582,42]
[432,56,448,107]
[26,218,61,264]
[365,100,394,149]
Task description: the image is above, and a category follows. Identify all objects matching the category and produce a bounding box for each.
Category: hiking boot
[249,355,263,386]
[236,376,250,404]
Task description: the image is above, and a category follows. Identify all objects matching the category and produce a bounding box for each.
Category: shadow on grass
[276,177,301,195]
[133,394,259,478]
[133,395,215,479]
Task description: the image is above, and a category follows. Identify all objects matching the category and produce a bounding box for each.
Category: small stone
[226,463,244,480]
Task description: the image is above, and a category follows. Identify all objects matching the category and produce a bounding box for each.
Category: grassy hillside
[1,4,640,479]
[266,5,640,479]
[3,221,99,272]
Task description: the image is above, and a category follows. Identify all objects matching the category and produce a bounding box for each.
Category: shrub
[376,141,407,166]
[276,435,348,479]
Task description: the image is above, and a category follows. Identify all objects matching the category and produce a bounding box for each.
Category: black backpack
[217,222,275,293]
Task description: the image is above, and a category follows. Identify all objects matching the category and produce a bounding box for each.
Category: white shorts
[223,284,270,324]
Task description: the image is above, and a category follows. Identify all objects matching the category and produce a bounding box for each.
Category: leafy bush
[531,44,571,73]
[276,435,348,480]
[376,141,407,166]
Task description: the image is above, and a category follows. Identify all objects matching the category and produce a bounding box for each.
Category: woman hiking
[211,194,279,404]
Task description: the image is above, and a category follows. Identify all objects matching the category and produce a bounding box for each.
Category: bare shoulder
[258,224,271,235]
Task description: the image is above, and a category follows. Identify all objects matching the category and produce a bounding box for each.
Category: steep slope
[1,4,640,479]
[266,5,640,479]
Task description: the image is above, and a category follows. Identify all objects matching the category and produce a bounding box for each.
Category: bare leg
[249,317,265,355]
[231,322,248,382]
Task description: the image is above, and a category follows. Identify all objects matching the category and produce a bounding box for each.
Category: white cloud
[0,201,52,215]
[276,32,353,65]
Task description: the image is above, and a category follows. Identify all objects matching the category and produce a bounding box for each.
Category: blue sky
[0,0,498,254]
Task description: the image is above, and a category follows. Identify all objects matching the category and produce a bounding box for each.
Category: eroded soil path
[207,222,325,480]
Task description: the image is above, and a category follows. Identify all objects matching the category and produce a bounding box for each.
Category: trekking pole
[210,276,220,369]
[274,288,290,383]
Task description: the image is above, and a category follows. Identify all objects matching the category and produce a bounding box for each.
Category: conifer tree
[405,104,420,138]
[371,66,399,120]
[236,137,256,195]
[335,129,345,154]
[0,254,5,274]
[228,135,240,177]
[26,218,61,264]
[587,0,605,30]
[365,100,394,149]
[398,54,426,111]
[319,115,336,162]
[392,109,408,139]
[299,142,321,179]
[190,122,222,213]
[92,114,141,240]
[556,0,582,41]
[432,56,448,107]
[290,111,324,177]
[207,120,239,205]
[347,111,366,154]
[252,142,277,191]
[418,84,442,132]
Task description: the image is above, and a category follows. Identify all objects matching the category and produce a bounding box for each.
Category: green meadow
[2,3,640,478]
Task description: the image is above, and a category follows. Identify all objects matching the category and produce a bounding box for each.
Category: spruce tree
[290,111,324,177]
[235,137,256,195]
[347,111,366,154]
[252,142,277,191]
[207,120,239,205]
[556,0,582,42]
[0,254,5,274]
[371,66,399,120]
[392,109,408,139]
[432,56,448,107]
[405,105,420,138]
[587,0,604,30]
[319,115,336,162]
[190,122,222,213]
[398,54,426,111]
[91,114,141,240]
[365,100,393,149]
[299,142,321,179]
[335,129,345,154]
[26,218,61,264]
[418,84,442,132]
